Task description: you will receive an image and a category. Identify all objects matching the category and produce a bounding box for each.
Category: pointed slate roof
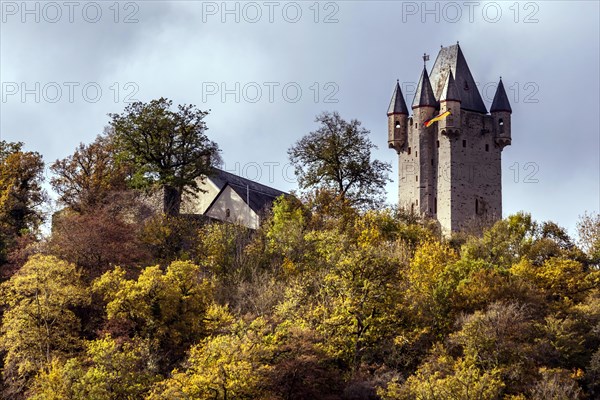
[440,70,460,102]
[412,67,438,109]
[205,168,287,214]
[490,78,512,113]
[429,44,487,113]
[387,81,409,115]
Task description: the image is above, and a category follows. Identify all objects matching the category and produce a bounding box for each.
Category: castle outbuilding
[387,43,512,235]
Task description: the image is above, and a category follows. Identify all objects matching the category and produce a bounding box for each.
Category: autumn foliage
[1,121,599,399]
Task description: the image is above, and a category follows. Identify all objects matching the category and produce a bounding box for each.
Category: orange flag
[424,110,451,127]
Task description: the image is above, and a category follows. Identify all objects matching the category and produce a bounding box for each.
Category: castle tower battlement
[387,44,512,235]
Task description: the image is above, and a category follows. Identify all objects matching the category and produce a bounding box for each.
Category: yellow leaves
[94,261,211,323]
[357,225,382,250]
[511,257,592,300]
[200,222,252,275]
[267,195,307,259]
[453,267,507,311]
[403,240,458,322]
[93,260,213,361]
[306,231,404,366]
[281,257,297,275]
[379,349,505,400]
[354,210,387,249]
[29,359,75,400]
[149,318,274,400]
[571,368,585,379]
[411,241,458,276]
[0,143,45,236]
[538,258,587,295]
[204,303,235,335]
[509,258,534,279]
[0,255,89,389]
[2,254,87,305]
[30,336,159,400]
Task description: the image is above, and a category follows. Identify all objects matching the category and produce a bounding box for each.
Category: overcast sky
[1,0,599,234]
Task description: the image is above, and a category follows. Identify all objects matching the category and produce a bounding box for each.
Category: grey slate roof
[429,44,487,113]
[440,70,460,102]
[206,168,287,214]
[490,79,512,113]
[412,67,438,109]
[387,81,409,115]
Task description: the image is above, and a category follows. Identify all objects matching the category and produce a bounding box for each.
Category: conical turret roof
[412,67,438,109]
[490,78,512,113]
[440,70,460,102]
[387,81,409,115]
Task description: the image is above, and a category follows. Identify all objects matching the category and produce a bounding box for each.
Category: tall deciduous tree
[0,255,88,396]
[0,141,45,269]
[577,212,600,264]
[109,98,220,216]
[288,111,391,209]
[93,260,213,369]
[50,130,129,213]
[30,336,159,400]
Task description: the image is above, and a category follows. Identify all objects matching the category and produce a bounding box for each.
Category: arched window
[226,208,231,218]
[395,121,400,129]
[499,118,504,134]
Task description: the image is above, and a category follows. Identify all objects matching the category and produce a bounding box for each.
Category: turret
[412,66,438,126]
[438,70,461,135]
[387,80,409,153]
[490,78,512,149]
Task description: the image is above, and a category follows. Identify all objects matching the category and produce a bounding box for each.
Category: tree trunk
[163,185,181,216]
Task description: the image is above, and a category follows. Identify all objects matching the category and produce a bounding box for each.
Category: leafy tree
[93,260,213,369]
[402,240,459,335]
[30,336,159,400]
[311,222,404,370]
[266,195,309,264]
[199,222,253,279]
[577,212,600,264]
[0,255,88,396]
[49,206,151,279]
[379,349,505,400]
[511,257,599,302]
[449,301,537,394]
[109,98,221,216]
[139,214,205,264]
[0,141,45,267]
[461,212,537,269]
[288,111,391,209]
[148,318,274,400]
[265,324,345,400]
[50,131,129,213]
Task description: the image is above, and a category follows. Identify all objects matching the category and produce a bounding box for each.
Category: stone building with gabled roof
[180,168,286,229]
[387,43,512,235]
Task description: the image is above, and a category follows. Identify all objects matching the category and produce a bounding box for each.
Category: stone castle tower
[387,43,512,235]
